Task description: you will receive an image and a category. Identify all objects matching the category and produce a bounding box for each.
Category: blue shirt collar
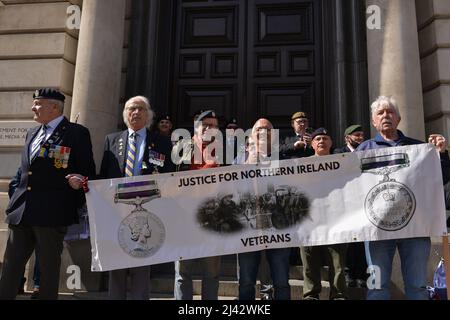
[45,115,64,131]
[373,130,406,145]
[128,127,147,139]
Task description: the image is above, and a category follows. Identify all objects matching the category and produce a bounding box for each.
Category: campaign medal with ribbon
[48,145,71,169]
[361,153,416,231]
[115,180,165,258]
[148,147,165,174]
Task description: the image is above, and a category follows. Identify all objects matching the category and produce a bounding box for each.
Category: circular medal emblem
[118,210,165,258]
[365,181,416,231]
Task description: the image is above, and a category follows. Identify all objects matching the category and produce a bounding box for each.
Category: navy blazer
[6,117,96,227]
[99,129,174,179]
[280,134,314,159]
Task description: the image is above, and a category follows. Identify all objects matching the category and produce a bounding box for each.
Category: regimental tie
[30,124,48,163]
[125,132,138,177]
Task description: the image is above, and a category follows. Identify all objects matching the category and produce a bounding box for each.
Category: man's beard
[348,138,360,149]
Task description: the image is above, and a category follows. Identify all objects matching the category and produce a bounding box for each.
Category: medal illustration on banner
[361,153,416,231]
[114,180,166,258]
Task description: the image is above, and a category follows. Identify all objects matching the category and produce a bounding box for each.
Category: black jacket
[8,167,21,199]
[99,129,174,179]
[6,117,96,227]
[280,135,314,159]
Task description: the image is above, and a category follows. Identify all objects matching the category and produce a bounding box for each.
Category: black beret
[195,109,218,122]
[158,114,172,122]
[33,88,65,102]
[311,127,330,140]
[226,118,239,128]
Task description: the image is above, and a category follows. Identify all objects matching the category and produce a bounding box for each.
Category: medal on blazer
[118,138,124,156]
[148,150,165,167]
[47,144,71,169]
[148,148,165,174]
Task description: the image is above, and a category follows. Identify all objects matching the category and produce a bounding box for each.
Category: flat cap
[344,124,363,137]
[291,111,308,120]
[311,127,330,140]
[33,88,65,102]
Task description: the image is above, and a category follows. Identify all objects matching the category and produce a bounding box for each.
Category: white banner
[86,144,447,271]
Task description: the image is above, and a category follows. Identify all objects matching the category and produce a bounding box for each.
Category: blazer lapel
[43,117,69,148]
[118,130,128,175]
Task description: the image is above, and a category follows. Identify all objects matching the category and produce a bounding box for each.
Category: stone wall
[0,0,80,185]
[416,0,450,140]
[0,0,131,292]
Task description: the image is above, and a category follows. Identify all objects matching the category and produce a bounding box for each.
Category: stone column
[71,0,126,167]
[366,0,425,140]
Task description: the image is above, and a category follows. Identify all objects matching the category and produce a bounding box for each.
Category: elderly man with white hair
[99,95,174,299]
[357,96,450,300]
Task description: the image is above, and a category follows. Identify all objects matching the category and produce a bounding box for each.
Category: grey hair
[123,95,154,128]
[370,96,401,118]
[50,99,64,113]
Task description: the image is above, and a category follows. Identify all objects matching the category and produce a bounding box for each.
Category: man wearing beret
[155,114,173,138]
[224,118,245,166]
[280,111,314,159]
[172,109,223,300]
[334,124,367,288]
[335,124,365,153]
[280,112,314,266]
[300,128,348,300]
[0,88,96,299]
[99,96,174,300]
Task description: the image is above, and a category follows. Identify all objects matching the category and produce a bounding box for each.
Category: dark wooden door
[171,0,322,132]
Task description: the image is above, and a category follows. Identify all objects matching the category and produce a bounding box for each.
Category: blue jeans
[174,256,221,300]
[365,237,430,300]
[238,248,291,300]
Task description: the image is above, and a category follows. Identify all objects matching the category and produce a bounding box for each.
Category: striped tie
[30,124,47,163]
[125,132,138,177]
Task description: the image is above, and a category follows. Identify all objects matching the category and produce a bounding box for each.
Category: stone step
[151,263,333,282]
[151,255,240,279]
[56,279,367,300]
[150,276,367,300]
